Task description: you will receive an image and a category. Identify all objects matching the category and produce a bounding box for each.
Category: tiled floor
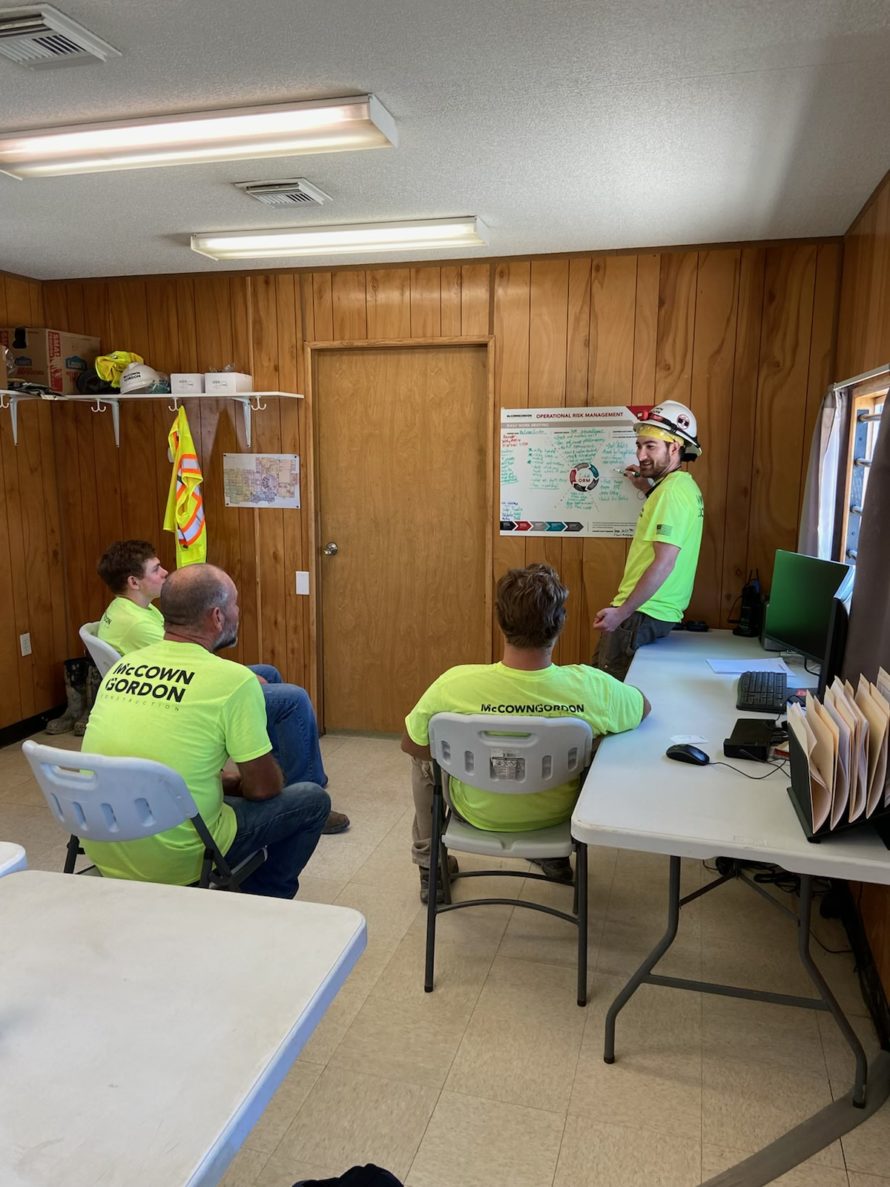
[2,729,890,1187]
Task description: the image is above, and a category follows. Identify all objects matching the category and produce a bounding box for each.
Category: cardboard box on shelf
[204,371,252,395]
[170,373,204,394]
[0,327,101,395]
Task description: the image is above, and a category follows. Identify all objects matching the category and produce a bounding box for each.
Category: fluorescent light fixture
[0,95,396,178]
[190,217,488,260]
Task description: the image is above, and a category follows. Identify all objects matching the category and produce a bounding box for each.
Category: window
[841,389,886,563]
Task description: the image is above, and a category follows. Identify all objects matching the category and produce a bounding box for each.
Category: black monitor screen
[764,550,851,663]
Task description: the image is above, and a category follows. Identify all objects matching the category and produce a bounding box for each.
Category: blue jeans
[224,784,330,899]
[248,665,328,788]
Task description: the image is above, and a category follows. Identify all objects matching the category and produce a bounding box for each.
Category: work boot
[419,856,460,904]
[530,856,574,884]
[46,658,89,735]
[73,661,102,737]
[322,809,350,835]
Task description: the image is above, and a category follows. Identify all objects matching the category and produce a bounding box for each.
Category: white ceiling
[0,0,888,280]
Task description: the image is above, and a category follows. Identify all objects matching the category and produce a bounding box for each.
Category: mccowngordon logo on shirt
[105,660,195,704]
[479,703,585,714]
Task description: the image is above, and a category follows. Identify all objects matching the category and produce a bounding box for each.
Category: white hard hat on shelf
[635,401,702,460]
[119,364,169,395]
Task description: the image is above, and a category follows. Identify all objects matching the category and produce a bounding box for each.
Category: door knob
[323,542,339,556]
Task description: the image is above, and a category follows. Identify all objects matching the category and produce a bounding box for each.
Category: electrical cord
[711,758,789,780]
[701,860,853,954]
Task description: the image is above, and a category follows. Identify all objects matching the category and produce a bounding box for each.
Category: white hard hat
[636,401,702,460]
[119,363,169,395]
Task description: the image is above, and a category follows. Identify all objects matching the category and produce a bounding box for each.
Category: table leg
[604,854,681,1063]
[797,874,869,1107]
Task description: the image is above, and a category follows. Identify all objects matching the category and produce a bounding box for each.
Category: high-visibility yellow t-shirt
[97,597,164,655]
[82,641,271,885]
[405,662,644,831]
[615,470,704,622]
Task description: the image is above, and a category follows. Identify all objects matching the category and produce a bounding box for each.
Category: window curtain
[843,402,890,683]
[798,386,851,559]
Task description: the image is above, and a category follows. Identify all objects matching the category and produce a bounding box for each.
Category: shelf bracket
[89,397,120,447]
[234,398,252,448]
[0,392,21,445]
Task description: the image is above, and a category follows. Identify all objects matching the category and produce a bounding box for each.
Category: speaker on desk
[733,571,765,639]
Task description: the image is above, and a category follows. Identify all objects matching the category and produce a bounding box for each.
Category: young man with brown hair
[402,563,650,901]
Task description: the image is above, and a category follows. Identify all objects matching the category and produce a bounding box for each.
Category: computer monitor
[818,569,856,697]
[763,550,851,666]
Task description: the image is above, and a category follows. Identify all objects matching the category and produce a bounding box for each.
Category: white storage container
[204,371,253,394]
[170,373,204,394]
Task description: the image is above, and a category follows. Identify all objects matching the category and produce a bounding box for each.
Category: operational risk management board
[500,406,650,538]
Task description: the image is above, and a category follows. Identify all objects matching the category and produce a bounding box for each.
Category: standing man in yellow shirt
[592,401,704,680]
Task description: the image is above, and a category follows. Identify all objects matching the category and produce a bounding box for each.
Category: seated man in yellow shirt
[402,564,650,902]
[83,564,329,897]
[95,539,348,834]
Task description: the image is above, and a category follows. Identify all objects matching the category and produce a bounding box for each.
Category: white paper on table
[808,697,842,827]
[877,667,890,703]
[856,676,890,815]
[787,704,831,832]
[823,688,854,824]
[707,658,792,675]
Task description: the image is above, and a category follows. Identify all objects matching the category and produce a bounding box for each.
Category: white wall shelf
[0,390,303,448]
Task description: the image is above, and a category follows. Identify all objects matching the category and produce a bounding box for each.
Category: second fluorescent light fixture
[191,218,488,260]
[0,95,396,178]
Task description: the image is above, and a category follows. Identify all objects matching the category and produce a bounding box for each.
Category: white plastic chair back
[22,740,198,842]
[0,842,27,877]
[79,622,122,678]
[428,713,593,794]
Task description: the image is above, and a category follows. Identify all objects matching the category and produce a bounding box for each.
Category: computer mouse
[665,743,710,765]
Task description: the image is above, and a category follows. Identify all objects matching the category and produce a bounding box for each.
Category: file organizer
[787,728,890,844]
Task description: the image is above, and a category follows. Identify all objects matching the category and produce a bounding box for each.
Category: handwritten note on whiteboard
[500,406,649,538]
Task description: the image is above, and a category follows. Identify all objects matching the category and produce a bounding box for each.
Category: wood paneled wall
[36,244,840,713]
[0,269,69,730]
[835,170,890,997]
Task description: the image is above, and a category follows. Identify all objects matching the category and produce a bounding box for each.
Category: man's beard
[212,626,238,652]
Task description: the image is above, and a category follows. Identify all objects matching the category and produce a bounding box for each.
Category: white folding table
[0,870,366,1187]
[572,631,890,1183]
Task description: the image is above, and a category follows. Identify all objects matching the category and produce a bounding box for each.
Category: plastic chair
[22,740,265,890]
[0,842,27,877]
[79,621,122,678]
[425,713,593,1006]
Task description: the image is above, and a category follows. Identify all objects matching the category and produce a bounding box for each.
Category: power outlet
[19,632,31,657]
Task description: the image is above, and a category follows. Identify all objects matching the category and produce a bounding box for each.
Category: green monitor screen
[763,550,851,662]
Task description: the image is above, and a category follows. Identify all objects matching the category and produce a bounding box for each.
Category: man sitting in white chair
[94,539,348,836]
[402,563,651,902]
[82,564,330,898]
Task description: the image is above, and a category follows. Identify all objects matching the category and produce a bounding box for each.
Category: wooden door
[316,345,490,731]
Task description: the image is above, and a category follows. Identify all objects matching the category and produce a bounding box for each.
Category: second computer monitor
[763,550,851,663]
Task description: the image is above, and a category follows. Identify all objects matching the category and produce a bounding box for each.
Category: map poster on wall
[223,453,301,509]
[500,406,650,538]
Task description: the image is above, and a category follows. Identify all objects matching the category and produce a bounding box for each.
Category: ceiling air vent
[234,178,332,208]
[0,5,120,69]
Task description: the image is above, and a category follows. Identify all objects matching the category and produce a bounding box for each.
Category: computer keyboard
[736,670,789,714]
